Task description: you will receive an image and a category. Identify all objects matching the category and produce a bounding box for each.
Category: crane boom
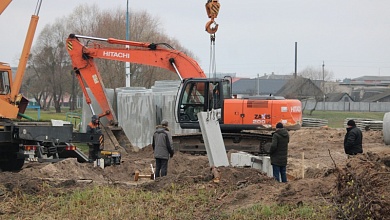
[0,0,42,119]
[0,0,12,15]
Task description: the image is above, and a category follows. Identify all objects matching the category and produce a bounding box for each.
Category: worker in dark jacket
[87,115,102,161]
[344,120,363,156]
[152,119,174,178]
[270,122,289,182]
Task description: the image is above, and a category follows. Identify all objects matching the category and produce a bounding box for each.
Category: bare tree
[66,4,101,36]
[29,19,72,113]
[25,3,199,113]
[298,66,334,114]
[299,66,333,81]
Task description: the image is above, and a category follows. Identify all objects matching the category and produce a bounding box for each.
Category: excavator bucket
[100,125,134,153]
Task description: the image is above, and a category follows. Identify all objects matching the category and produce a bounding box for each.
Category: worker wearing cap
[87,115,101,134]
[270,122,289,183]
[87,115,102,161]
[344,120,363,156]
[152,119,174,178]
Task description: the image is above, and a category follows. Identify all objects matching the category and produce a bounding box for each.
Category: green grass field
[25,109,386,129]
[303,110,385,128]
[24,109,80,121]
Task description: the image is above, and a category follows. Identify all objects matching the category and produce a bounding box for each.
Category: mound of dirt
[1,127,390,216]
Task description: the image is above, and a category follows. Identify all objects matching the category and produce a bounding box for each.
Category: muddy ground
[1,127,390,217]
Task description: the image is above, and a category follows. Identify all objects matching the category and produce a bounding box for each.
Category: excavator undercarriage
[173,131,272,155]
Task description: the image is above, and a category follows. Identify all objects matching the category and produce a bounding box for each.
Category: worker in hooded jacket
[344,119,363,156]
[270,122,289,183]
[152,119,174,178]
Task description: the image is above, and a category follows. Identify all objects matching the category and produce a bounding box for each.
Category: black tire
[0,154,24,171]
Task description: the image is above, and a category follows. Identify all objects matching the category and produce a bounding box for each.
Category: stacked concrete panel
[82,80,199,149]
[116,88,155,149]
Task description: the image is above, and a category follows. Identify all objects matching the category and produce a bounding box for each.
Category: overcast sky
[1,0,390,81]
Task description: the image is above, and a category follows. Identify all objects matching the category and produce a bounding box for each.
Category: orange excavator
[66,34,302,154]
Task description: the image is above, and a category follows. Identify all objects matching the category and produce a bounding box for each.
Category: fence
[302,101,390,112]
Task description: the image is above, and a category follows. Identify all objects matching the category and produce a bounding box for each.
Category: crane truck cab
[0,62,29,119]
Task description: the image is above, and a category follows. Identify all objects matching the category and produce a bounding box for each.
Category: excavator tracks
[173,132,273,155]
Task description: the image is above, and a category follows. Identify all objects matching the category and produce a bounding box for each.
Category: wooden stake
[302,152,305,179]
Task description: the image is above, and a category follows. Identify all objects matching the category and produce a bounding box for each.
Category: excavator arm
[66,34,206,125]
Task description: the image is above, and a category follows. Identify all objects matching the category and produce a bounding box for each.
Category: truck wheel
[11,158,25,171]
[0,154,25,171]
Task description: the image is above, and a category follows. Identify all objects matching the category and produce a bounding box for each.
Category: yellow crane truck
[0,0,103,171]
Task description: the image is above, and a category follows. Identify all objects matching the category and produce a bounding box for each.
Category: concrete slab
[117,90,155,149]
[230,152,273,177]
[197,111,229,167]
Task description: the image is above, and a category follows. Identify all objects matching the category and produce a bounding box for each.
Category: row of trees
[23,4,195,112]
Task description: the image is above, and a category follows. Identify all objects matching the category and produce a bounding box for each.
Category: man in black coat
[270,122,289,182]
[152,119,174,178]
[344,120,363,156]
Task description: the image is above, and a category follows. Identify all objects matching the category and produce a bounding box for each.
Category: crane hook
[205,0,220,34]
[205,19,219,34]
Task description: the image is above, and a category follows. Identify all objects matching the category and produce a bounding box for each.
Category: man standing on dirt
[87,115,102,161]
[344,119,363,156]
[270,122,289,183]
[152,119,174,178]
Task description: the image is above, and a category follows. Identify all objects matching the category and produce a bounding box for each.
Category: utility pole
[322,61,325,110]
[125,0,131,87]
[294,42,297,79]
[257,74,259,95]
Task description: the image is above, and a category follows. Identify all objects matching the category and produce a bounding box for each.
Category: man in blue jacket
[152,119,174,178]
[270,122,289,182]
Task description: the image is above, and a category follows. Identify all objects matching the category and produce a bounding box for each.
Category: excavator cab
[176,77,302,132]
[176,78,231,128]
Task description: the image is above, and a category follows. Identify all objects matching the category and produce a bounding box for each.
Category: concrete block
[197,112,229,167]
[230,152,273,178]
[230,151,254,167]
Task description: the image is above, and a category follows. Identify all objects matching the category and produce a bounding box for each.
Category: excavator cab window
[178,79,231,123]
[209,82,221,110]
[180,82,207,121]
[222,80,231,99]
[0,70,10,95]
[178,81,207,122]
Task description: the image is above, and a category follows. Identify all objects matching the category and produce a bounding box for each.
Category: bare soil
[1,127,390,217]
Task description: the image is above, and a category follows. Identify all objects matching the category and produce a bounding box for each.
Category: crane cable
[207,34,218,121]
[205,0,220,121]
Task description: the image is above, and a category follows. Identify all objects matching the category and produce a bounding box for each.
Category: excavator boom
[66,34,206,124]
[67,34,206,80]
[66,34,208,151]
